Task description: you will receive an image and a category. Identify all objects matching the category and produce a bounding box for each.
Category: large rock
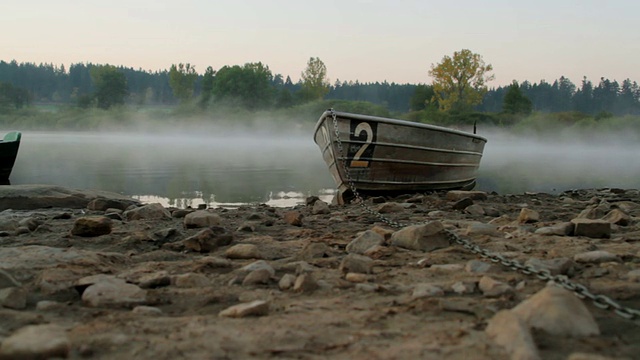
[0,184,140,211]
[511,285,600,337]
[0,324,71,359]
[486,310,540,360]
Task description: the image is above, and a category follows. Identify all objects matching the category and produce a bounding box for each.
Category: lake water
[7,130,640,207]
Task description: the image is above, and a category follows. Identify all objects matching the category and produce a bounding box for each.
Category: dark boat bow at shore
[0,131,22,182]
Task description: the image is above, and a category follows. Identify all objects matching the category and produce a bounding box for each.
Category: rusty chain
[329,109,640,321]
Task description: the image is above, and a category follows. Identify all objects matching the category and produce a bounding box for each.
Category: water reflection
[10,131,336,207]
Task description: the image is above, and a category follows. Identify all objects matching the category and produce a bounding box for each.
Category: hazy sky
[2,0,638,87]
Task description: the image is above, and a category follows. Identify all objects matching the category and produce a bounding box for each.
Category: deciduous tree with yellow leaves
[429,49,494,112]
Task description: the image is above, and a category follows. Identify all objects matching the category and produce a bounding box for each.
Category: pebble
[411,283,445,299]
[225,244,262,259]
[573,250,620,264]
[219,300,269,318]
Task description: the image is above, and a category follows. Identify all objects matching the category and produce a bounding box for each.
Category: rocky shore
[0,185,639,359]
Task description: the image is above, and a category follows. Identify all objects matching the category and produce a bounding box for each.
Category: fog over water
[476,130,640,194]
[8,128,640,207]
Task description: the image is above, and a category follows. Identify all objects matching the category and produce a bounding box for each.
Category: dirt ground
[0,187,639,359]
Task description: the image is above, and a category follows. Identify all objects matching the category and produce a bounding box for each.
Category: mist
[7,110,640,207]
[476,129,640,194]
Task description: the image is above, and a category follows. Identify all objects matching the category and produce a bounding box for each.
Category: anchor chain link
[328,109,640,322]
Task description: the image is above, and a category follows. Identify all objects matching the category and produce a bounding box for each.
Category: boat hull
[313,110,486,199]
[0,131,21,181]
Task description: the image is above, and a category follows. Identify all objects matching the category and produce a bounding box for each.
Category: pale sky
[2,0,638,87]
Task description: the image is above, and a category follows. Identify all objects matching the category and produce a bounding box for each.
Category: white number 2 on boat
[350,122,374,168]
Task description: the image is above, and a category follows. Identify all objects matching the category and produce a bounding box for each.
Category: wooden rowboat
[313,110,487,203]
[0,131,21,182]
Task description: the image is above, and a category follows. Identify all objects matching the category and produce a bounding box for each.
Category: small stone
[524,257,574,275]
[390,222,450,252]
[219,300,269,318]
[518,208,540,223]
[344,272,371,283]
[36,300,63,311]
[465,260,501,274]
[183,210,222,228]
[171,273,211,288]
[411,283,445,299]
[376,202,404,213]
[571,218,611,239]
[240,260,276,277]
[71,216,113,237]
[627,269,640,282]
[573,250,619,264]
[465,204,485,216]
[283,211,304,226]
[464,223,500,236]
[451,197,473,210]
[0,324,70,360]
[293,273,320,293]
[181,227,233,253]
[601,209,630,226]
[363,245,394,259]
[339,254,373,275]
[446,190,487,201]
[0,268,21,289]
[451,281,477,294]
[171,208,195,218]
[346,230,385,254]
[225,244,262,259]
[0,287,27,309]
[81,278,147,308]
[132,305,163,315]
[299,242,330,260]
[535,222,574,236]
[278,274,296,290]
[478,276,513,297]
[429,264,465,273]
[242,269,272,286]
[312,200,330,215]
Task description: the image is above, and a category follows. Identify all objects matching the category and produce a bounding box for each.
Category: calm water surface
[8,130,640,207]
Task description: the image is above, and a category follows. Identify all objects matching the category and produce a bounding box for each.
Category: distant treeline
[1,60,639,115]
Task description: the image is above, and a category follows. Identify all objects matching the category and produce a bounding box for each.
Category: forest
[1,54,639,132]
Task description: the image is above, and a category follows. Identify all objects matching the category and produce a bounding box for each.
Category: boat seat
[2,132,21,142]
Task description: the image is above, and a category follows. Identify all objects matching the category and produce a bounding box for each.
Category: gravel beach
[0,185,639,359]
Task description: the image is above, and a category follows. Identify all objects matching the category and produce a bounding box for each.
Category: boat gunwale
[313,110,488,144]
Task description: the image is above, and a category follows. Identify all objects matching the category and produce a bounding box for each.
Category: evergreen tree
[502,81,532,115]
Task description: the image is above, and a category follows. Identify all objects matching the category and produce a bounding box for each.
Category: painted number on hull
[348,121,377,168]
